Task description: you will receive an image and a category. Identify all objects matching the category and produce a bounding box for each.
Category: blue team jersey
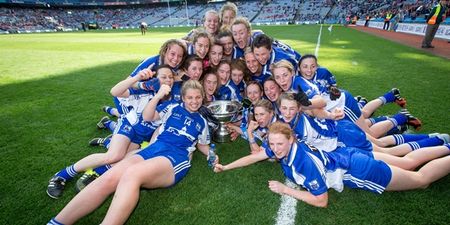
[216,80,239,101]
[272,39,301,62]
[130,55,161,77]
[311,67,337,94]
[261,46,299,78]
[228,80,246,101]
[324,90,362,123]
[263,141,350,196]
[155,103,210,155]
[141,79,182,103]
[280,113,338,152]
[289,75,320,99]
[251,72,271,85]
[232,47,244,59]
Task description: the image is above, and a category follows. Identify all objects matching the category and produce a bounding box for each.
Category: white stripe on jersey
[344,106,359,123]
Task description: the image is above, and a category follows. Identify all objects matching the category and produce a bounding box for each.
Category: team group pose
[46,2,450,224]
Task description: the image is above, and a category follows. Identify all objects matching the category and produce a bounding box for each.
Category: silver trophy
[206,100,242,143]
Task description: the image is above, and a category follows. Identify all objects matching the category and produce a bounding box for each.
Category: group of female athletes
[46,2,450,225]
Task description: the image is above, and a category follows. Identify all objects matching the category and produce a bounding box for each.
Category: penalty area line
[315,24,323,58]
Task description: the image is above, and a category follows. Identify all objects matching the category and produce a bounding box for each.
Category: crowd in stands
[1,0,448,33]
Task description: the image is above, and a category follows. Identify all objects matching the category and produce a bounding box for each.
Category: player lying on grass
[214,122,450,208]
[47,65,176,199]
[47,80,219,225]
[277,92,450,170]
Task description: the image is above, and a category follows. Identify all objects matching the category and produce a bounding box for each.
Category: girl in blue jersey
[227,82,264,142]
[184,10,220,40]
[263,77,282,115]
[297,54,419,135]
[278,93,450,170]
[207,40,224,69]
[219,1,238,29]
[218,29,241,61]
[228,59,248,101]
[244,47,271,84]
[186,30,211,61]
[48,80,217,225]
[216,60,237,100]
[227,99,277,154]
[271,60,327,110]
[201,70,219,103]
[47,65,176,199]
[102,39,186,118]
[215,122,450,208]
[175,55,203,82]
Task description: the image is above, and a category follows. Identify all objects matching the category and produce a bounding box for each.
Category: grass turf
[0,25,449,225]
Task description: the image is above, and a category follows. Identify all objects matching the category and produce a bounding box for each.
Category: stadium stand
[1,0,448,34]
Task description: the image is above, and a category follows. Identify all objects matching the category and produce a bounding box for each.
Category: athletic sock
[393,134,430,145]
[103,136,112,149]
[407,137,444,151]
[368,116,389,126]
[55,165,78,181]
[93,164,112,176]
[104,106,115,116]
[387,113,407,127]
[378,91,396,104]
[47,218,64,225]
[105,120,116,132]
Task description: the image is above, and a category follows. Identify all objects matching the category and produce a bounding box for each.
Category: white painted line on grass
[275,24,324,225]
[315,24,323,57]
[274,179,298,225]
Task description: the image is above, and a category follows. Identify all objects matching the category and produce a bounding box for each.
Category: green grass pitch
[0,25,449,225]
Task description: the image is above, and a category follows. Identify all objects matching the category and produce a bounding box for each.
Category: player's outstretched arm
[214,149,268,173]
[268,180,329,208]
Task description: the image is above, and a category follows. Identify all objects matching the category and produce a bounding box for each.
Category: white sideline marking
[315,24,323,57]
[274,25,323,225]
[274,179,298,225]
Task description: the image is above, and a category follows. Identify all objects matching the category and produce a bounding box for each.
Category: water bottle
[207,144,217,168]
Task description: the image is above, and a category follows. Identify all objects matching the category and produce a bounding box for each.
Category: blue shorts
[114,117,148,145]
[337,120,373,152]
[343,91,362,123]
[343,152,392,194]
[136,141,191,185]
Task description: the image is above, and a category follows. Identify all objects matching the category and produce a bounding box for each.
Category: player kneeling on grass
[215,122,450,208]
[47,80,219,225]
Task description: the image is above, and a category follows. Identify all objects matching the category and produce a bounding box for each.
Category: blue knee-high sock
[55,165,78,181]
[407,137,444,151]
[104,120,116,132]
[386,126,402,135]
[378,91,395,104]
[369,116,389,126]
[47,218,64,225]
[93,164,112,176]
[387,113,407,127]
[104,106,115,116]
[393,134,431,145]
[103,136,112,150]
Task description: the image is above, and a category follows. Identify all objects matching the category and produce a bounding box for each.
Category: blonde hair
[268,122,294,141]
[253,99,274,113]
[220,2,238,22]
[231,17,251,35]
[270,59,295,76]
[277,92,299,109]
[181,80,205,99]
